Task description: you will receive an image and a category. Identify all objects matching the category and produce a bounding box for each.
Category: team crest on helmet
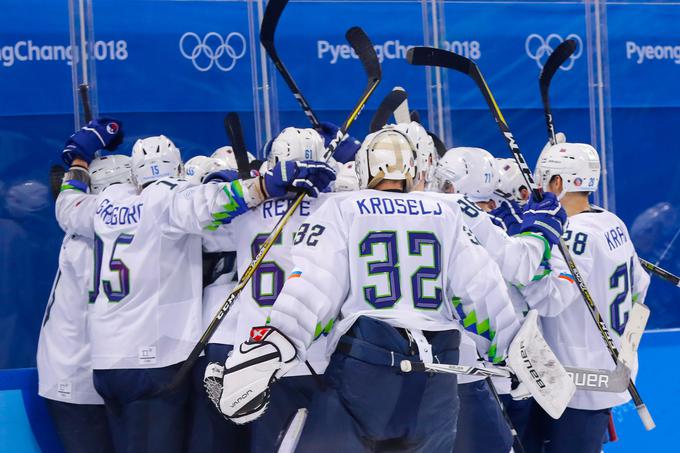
[106,122,120,134]
[574,177,583,187]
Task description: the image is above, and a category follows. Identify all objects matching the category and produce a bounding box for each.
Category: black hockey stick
[369,88,408,132]
[407,46,656,430]
[78,83,93,123]
[162,27,381,394]
[539,39,577,145]
[224,112,251,179]
[261,0,321,129]
[408,109,447,157]
[484,377,526,453]
[410,110,421,123]
[538,41,679,288]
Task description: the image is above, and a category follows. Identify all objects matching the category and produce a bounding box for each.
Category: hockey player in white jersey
[427,146,567,453]
[201,127,336,452]
[520,142,650,453]
[54,120,335,453]
[38,154,131,453]
[210,128,523,451]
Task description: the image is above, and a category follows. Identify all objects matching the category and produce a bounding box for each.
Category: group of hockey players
[37,106,649,453]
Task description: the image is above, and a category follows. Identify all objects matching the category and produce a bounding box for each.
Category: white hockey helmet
[89,155,133,194]
[332,161,360,192]
[393,121,438,188]
[265,127,325,170]
[211,145,255,171]
[429,147,499,201]
[184,155,226,186]
[131,135,183,187]
[535,142,600,199]
[493,157,529,204]
[355,127,417,190]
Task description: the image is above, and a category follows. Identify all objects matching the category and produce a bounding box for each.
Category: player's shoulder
[567,206,623,233]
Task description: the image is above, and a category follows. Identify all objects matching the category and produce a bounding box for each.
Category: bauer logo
[0,40,128,68]
[317,39,481,64]
[525,34,583,70]
[179,32,246,72]
[625,41,680,65]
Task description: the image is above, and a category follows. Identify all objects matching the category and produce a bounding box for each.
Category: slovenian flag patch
[558,272,575,283]
[288,270,302,280]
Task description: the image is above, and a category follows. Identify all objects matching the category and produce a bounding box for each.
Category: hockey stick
[401,360,629,393]
[261,0,321,129]
[410,110,421,123]
[640,258,680,288]
[538,42,677,288]
[539,39,577,145]
[224,112,251,179]
[78,83,93,123]
[163,27,381,394]
[483,376,526,453]
[407,108,447,157]
[369,88,408,132]
[407,46,655,430]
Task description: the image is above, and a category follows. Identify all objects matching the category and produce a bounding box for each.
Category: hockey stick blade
[407,46,474,75]
[369,89,408,132]
[78,83,93,123]
[393,87,411,124]
[409,110,421,123]
[404,107,447,157]
[224,112,251,179]
[161,28,381,396]
[539,39,577,143]
[260,0,321,128]
[640,258,680,287]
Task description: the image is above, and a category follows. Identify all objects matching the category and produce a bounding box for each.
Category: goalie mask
[535,142,600,200]
[265,127,325,170]
[131,135,183,188]
[393,121,438,189]
[89,155,133,194]
[355,127,417,190]
[211,145,256,171]
[184,156,226,186]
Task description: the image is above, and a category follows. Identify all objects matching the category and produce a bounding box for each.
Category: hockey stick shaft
[164,28,381,393]
[484,377,526,453]
[224,112,251,179]
[261,0,321,129]
[78,83,93,123]
[369,88,408,132]
[407,46,655,430]
[640,258,680,287]
[539,39,577,145]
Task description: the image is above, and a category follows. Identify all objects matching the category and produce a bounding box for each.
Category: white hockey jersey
[37,234,102,404]
[521,208,650,410]
[201,272,238,346]
[208,195,331,375]
[268,190,521,364]
[55,177,257,369]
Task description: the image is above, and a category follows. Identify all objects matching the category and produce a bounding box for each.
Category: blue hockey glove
[203,169,239,184]
[318,121,361,164]
[520,192,567,247]
[489,200,524,236]
[62,118,124,165]
[264,160,336,198]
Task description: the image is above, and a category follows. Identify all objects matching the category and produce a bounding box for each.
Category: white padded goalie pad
[507,310,575,419]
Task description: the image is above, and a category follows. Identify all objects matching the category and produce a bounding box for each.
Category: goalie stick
[261,0,321,129]
[407,46,655,430]
[539,41,678,289]
[224,112,252,179]
[162,27,381,395]
[369,88,408,132]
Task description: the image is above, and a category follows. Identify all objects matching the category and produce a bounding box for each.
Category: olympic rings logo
[179,32,246,72]
[525,34,583,70]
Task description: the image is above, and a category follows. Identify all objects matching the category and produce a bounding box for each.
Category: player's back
[540,207,650,409]
[89,179,204,370]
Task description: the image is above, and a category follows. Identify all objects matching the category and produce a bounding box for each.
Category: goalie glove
[213,326,298,424]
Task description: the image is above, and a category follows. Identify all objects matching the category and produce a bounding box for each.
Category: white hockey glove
[216,326,298,424]
[506,310,575,419]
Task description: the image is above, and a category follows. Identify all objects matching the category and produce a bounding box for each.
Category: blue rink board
[0,331,675,452]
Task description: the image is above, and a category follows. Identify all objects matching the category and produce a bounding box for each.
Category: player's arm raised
[56,118,124,237]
